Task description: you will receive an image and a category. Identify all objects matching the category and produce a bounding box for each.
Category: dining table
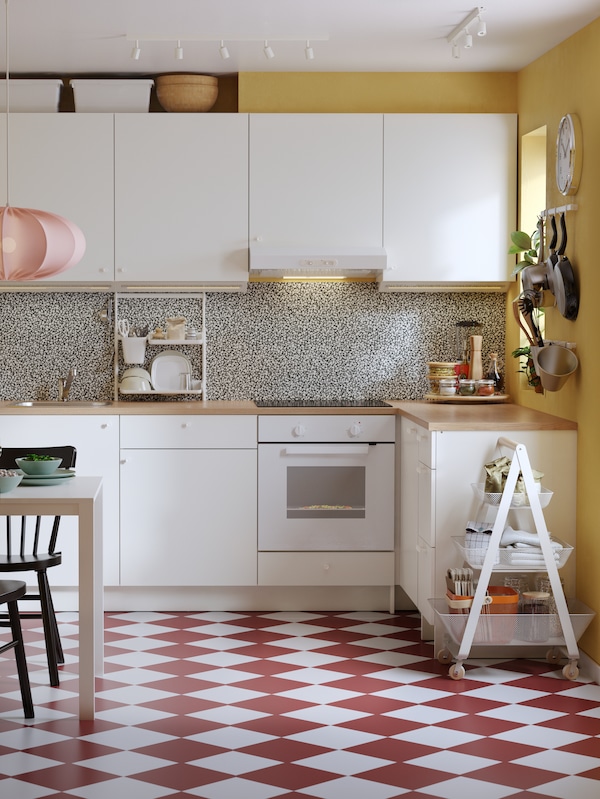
[0,476,103,720]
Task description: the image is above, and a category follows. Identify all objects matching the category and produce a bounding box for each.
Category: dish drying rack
[431,437,594,681]
[113,291,207,400]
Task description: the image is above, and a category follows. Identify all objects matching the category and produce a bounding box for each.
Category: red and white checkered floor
[1,610,600,798]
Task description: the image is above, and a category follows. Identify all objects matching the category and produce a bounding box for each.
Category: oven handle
[283,445,370,456]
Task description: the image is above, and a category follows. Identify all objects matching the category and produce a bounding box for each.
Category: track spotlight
[219,40,230,60]
[263,40,274,59]
[305,40,314,60]
[446,7,486,57]
[175,39,183,60]
[131,39,141,60]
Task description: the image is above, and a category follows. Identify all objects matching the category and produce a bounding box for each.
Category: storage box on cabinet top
[70,79,154,112]
[0,79,62,112]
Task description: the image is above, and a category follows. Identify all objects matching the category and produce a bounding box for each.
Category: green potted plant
[511,346,543,393]
[508,221,542,276]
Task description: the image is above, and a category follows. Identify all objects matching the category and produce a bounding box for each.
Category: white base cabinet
[0,415,120,587]
[119,415,257,586]
[399,424,577,634]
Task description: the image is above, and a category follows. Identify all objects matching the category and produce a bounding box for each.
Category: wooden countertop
[0,399,577,431]
[388,401,577,431]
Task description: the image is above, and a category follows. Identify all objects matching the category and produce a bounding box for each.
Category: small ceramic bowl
[120,375,152,392]
[122,367,152,383]
[16,456,62,476]
[0,472,23,493]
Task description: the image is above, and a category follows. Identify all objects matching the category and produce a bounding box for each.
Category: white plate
[18,469,76,486]
[150,351,192,392]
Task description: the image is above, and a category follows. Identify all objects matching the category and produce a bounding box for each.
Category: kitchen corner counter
[388,400,577,431]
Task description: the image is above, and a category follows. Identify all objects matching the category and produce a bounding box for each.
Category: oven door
[258,443,394,551]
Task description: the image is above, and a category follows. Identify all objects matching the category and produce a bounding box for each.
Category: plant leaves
[510,231,532,251]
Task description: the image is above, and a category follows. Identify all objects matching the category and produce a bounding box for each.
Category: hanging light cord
[4,0,10,206]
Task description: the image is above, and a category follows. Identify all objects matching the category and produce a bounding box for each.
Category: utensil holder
[120,335,147,365]
[531,344,578,391]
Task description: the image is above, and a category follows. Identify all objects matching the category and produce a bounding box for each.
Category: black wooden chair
[0,445,77,686]
[0,579,34,718]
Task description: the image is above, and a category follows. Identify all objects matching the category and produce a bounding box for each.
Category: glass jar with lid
[438,378,457,396]
[458,379,477,396]
[476,379,495,396]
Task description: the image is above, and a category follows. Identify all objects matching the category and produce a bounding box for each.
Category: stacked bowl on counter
[426,362,457,395]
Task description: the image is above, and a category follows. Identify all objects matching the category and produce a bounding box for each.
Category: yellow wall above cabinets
[239,72,518,114]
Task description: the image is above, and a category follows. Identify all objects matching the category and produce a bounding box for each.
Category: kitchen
[0,2,599,794]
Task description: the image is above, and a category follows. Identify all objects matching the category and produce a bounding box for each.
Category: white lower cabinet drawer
[121,414,257,449]
[258,551,394,586]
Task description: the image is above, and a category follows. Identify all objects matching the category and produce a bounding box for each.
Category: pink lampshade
[0,205,86,280]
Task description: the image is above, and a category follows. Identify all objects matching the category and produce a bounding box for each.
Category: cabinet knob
[348,422,362,438]
[120,458,127,465]
[101,423,109,429]
[292,424,306,438]
[323,563,331,571]
[117,267,125,274]
[182,422,190,429]
[99,267,107,274]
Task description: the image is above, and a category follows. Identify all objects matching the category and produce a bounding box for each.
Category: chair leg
[7,599,34,719]
[47,588,65,665]
[37,572,60,687]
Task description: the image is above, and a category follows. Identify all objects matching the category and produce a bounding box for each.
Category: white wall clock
[556,113,582,196]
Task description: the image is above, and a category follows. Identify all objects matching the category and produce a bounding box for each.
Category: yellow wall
[238,34,599,661]
[239,72,517,113]
[516,18,600,660]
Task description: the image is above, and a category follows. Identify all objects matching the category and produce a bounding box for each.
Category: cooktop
[254,399,392,408]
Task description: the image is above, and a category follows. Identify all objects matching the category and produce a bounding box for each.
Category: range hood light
[249,246,387,278]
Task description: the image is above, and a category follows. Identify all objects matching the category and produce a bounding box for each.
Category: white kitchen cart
[431,437,593,681]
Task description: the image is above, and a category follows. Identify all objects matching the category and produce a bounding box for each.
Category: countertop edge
[0,400,578,430]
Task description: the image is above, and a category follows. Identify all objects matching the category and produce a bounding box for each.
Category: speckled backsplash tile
[0,284,505,402]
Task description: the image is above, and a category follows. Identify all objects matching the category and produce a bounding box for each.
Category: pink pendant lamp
[0,0,85,280]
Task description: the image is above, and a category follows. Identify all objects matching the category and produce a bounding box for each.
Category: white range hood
[249,246,387,278]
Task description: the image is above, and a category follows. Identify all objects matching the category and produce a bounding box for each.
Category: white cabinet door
[120,448,257,586]
[398,418,419,604]
[382,114,517,285]
[0,415,120,586]
[249,114,383,247]
[114,114,249,286]
[2,114,115,282]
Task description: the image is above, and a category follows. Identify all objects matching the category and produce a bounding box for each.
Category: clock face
[556,114,581,196]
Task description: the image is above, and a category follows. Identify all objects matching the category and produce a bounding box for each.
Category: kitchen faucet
[58,366,77,401]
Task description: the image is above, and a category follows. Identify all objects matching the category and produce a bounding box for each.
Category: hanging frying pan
[554,213,579,320]
[545,214,559,295]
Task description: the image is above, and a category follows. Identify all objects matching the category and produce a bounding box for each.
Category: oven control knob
[348,422,363,437]
[292,424,307,438]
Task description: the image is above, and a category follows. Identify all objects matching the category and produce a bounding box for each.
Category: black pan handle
[548,215,558,251]
[558,213,567,256]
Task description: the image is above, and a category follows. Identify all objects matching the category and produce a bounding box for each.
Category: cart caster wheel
[449,663,465,680]
[438,649,452,664]
[562,662,579,680]
[546,648,561,664]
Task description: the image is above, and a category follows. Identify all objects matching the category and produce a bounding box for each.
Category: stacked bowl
[426,362,457,395]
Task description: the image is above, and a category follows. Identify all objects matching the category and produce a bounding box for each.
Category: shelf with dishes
[119,389,203,396]
[146,337,205,346]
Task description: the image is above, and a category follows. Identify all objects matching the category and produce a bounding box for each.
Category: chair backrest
[0,446,76,558]
[0,446,77,471]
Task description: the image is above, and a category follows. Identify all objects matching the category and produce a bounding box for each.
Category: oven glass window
[287,466,366,519]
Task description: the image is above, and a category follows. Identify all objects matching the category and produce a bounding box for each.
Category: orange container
[446,585,519,614]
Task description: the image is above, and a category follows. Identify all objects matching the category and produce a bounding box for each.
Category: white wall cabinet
[119,415,257,586]
[1,114,115,282]
[0,415,120,588]
[381,114,517,288]
[114,114,249,286]
[399,425,577,634]
[249,114,383,248]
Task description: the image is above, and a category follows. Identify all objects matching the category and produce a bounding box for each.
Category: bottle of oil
[486,352,504,393]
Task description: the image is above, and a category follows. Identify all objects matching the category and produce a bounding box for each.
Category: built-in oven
[258,413,395,551]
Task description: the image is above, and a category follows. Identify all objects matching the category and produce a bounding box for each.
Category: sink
[10,401,113,408]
